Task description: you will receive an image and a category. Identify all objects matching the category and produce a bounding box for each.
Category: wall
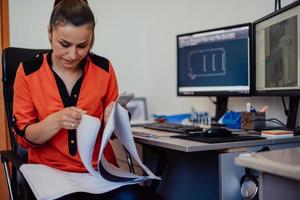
[9,0,298,125]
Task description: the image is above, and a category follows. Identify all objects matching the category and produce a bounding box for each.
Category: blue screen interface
[177,25,251,95]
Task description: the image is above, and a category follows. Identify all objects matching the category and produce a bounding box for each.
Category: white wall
[9,0,298,125]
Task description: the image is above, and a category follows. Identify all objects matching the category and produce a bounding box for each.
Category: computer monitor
[254,1,300,129]
[177,23,253,119]
[254,1,300,96]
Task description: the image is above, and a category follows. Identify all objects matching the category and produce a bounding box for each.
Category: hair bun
[54,0,88,7]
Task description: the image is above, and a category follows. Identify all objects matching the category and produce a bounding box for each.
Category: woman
[13,0,161,199]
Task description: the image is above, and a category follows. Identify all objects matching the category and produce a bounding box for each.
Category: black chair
[1,47,50,200]
[0,47,137,200]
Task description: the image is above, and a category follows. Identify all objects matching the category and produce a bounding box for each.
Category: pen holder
[241,112,266,130]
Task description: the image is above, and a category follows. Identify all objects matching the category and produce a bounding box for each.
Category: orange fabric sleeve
[13,64,38,148]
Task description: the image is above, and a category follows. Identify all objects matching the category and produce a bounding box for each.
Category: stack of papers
[261,130,294,138]
[20,96,160,200]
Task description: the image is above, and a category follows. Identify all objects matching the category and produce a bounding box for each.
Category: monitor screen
[177,23,253,96]
[254,1,300,96]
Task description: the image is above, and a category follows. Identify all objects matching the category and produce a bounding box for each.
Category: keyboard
[143,122,202,134]
[172,134,265,143]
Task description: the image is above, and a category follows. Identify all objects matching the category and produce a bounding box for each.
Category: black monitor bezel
[177,23,254,97]
[253,1,300,97]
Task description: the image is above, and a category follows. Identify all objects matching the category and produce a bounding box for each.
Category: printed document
[20,95,159,200]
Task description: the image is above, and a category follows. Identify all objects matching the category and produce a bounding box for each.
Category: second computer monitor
[254,1,300,96]
[177,23,253,96]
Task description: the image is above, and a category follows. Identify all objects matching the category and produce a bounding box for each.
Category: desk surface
[235,147,300,181]
[133,128,300,152]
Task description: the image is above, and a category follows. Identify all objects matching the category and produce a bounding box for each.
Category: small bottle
[191,107,197,125]
[246,102,251,112]
[203,112,208,125]
[207,116,211,126]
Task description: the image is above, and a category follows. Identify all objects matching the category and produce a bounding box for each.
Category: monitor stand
[286,96,299,129]
[214,96,228,121]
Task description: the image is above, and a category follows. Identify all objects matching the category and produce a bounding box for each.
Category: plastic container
[222,112,241,129]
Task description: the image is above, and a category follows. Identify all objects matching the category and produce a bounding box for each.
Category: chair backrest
[127,97,148,121]
[2,47,50,153]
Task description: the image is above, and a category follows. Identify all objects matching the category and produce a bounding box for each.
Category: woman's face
[48,23,93,70]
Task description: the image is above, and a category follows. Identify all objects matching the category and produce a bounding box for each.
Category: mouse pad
[172,134,265,143]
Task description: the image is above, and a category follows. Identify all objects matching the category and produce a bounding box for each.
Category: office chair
[127,97,148,121]
[0,47,136,200]
[0,47,50,200]
[112,97,148,174]
[126,97,167,193]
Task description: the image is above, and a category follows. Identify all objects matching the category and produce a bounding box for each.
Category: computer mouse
[204,127,232,137]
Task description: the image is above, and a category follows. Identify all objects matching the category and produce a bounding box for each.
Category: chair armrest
[0,150,25,168]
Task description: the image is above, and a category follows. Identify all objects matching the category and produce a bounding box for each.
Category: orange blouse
[13,52,118,172]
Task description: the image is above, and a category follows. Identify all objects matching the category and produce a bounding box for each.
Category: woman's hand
[104,102,115,124]
[49,106,87,130]
[104,101,129,124]
[25,106,86,144]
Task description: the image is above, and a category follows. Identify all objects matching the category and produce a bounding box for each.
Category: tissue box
[241,112,266,130]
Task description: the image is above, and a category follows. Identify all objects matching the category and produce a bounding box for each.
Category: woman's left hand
[104,102,115,124]
[104,101,128,124]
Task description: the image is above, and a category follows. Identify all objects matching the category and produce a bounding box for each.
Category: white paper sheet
[77,114,101,177]
[20,97,160,200]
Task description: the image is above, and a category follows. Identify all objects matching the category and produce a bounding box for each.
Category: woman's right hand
[49,106,87,130]
[24,107,86,144]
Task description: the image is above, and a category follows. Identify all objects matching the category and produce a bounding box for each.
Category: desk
[133,128,300,200]
[235,147,300,200]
